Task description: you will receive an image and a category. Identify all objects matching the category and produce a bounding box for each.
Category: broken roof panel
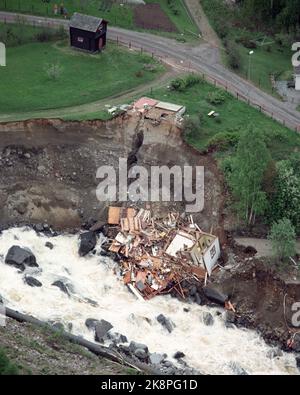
[155,101,183,112]
[70,13,104,33]
[108,207,121,225]
[166,231,195,258]
[134,97,158,110]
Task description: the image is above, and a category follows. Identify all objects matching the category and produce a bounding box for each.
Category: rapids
[0,227,298,375]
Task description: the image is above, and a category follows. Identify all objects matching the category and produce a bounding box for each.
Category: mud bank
[0,115,224,236]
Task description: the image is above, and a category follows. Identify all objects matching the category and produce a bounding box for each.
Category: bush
[206,89,227,105]
[226,42,241,70]
[268,218,296,263]
[208,130,239,150]
[170,75,202,92]
[236,36,257,49]
[0,348,19,375]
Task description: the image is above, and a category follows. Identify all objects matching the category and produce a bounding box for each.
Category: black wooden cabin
[69,13,108,53]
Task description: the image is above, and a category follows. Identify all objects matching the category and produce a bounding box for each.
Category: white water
[0,227,297,375]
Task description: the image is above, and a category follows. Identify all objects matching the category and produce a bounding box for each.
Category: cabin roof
[70,13,105,32]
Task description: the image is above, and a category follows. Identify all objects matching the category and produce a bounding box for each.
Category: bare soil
[134,4,178,33]
[0,114,225,234]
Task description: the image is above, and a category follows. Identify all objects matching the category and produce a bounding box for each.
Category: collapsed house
[105,206,221,300]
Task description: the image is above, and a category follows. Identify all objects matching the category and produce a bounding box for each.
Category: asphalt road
[0,11,300,131]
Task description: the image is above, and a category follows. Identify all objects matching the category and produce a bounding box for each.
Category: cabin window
[77,37,84,43]
[210,245,216,259]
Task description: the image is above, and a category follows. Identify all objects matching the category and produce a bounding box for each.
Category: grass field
[0,0,199,39]
[144,78,300,159]
[201,0,294,95]
[0,33,164,113]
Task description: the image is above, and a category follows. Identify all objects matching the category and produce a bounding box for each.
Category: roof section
[155,101,183,112]
[134,97,158,110]
[70,13,104,32]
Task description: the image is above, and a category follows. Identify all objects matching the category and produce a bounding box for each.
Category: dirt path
[184,0,222,49]
[235,237,300,258]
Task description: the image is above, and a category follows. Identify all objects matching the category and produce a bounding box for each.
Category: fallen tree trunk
[5,307,160,374]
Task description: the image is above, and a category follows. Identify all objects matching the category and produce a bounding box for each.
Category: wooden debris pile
[105,206,221,301]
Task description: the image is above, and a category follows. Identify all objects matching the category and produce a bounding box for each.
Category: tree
[228,126,271,225]
[268,160,300,234]
[268,218,296,262]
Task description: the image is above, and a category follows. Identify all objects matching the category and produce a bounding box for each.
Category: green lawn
[0,0,198,39]
[0,39,163,113]
[201,0,294,95]
[144,78,300,160]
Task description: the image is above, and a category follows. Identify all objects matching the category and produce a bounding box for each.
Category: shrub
[208,130,239,150]
[169,75,202,92]
[0,348,19,375]
[206,89,227,105]
[268,218,296,263]
[226,42,241,70]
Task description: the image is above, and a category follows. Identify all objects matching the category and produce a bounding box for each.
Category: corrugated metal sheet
[155,101,183,112]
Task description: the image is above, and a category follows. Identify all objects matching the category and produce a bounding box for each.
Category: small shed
[69,13,108,53]
[295,66,300,91]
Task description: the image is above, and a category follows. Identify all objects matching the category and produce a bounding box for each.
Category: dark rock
[51,280,69,296]
[34,224,44,233]
[194,292,202,305]
[94,320,113,343]
[163,360,173,368]
[107,332,128,344]
[134,348,148,360]
[183,307,190,313]
[203,286,228,305]
[5,246,38,272]
[79,231,97,257]
[85,318,99,330]
[202,312,214,326]
[290,334,300,352]
[266,348,283,359]
[45,242,54,250]
[296,355,300,369]
[189,285,197,296]
[129,341,148,354]
[174,351,185,359]
[157,314,175,333]
[149,353,165,365]
[24,276,42,287]
[223,311,235,324]
[118,344,131,355]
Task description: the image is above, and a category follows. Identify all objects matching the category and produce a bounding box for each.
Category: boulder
[194,292,202,305]
[157,314,175,333]
[134,348,148,361]
[202,311,214,326]
[266,348,283,359]
[291,334,300,352]
[223,310,235,324]
[79,231,97,256]
[107,332,128,344]
[203,286,228,305]
[174,351,185,359]
[45,242,54,250]
[94,320,113,343]
[85,318,99,330]
[24,276,42,288]
[129,341,148,354]
[5,246,38,272]
[149,353,165,365]
[296,355,300,369]
[52,280,70,296]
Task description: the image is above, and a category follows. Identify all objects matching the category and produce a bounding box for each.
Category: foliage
[268,160,300,233]
[225,127,271,225]
[44,61,63,81]
[169,74,202,92]
[206,89,228,105]
[226,41,241,70]
[268,218,296,262]
[0,348,19,375]
[208,130,240,150]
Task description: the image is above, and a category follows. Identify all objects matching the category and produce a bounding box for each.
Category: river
[0,227,298,375]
